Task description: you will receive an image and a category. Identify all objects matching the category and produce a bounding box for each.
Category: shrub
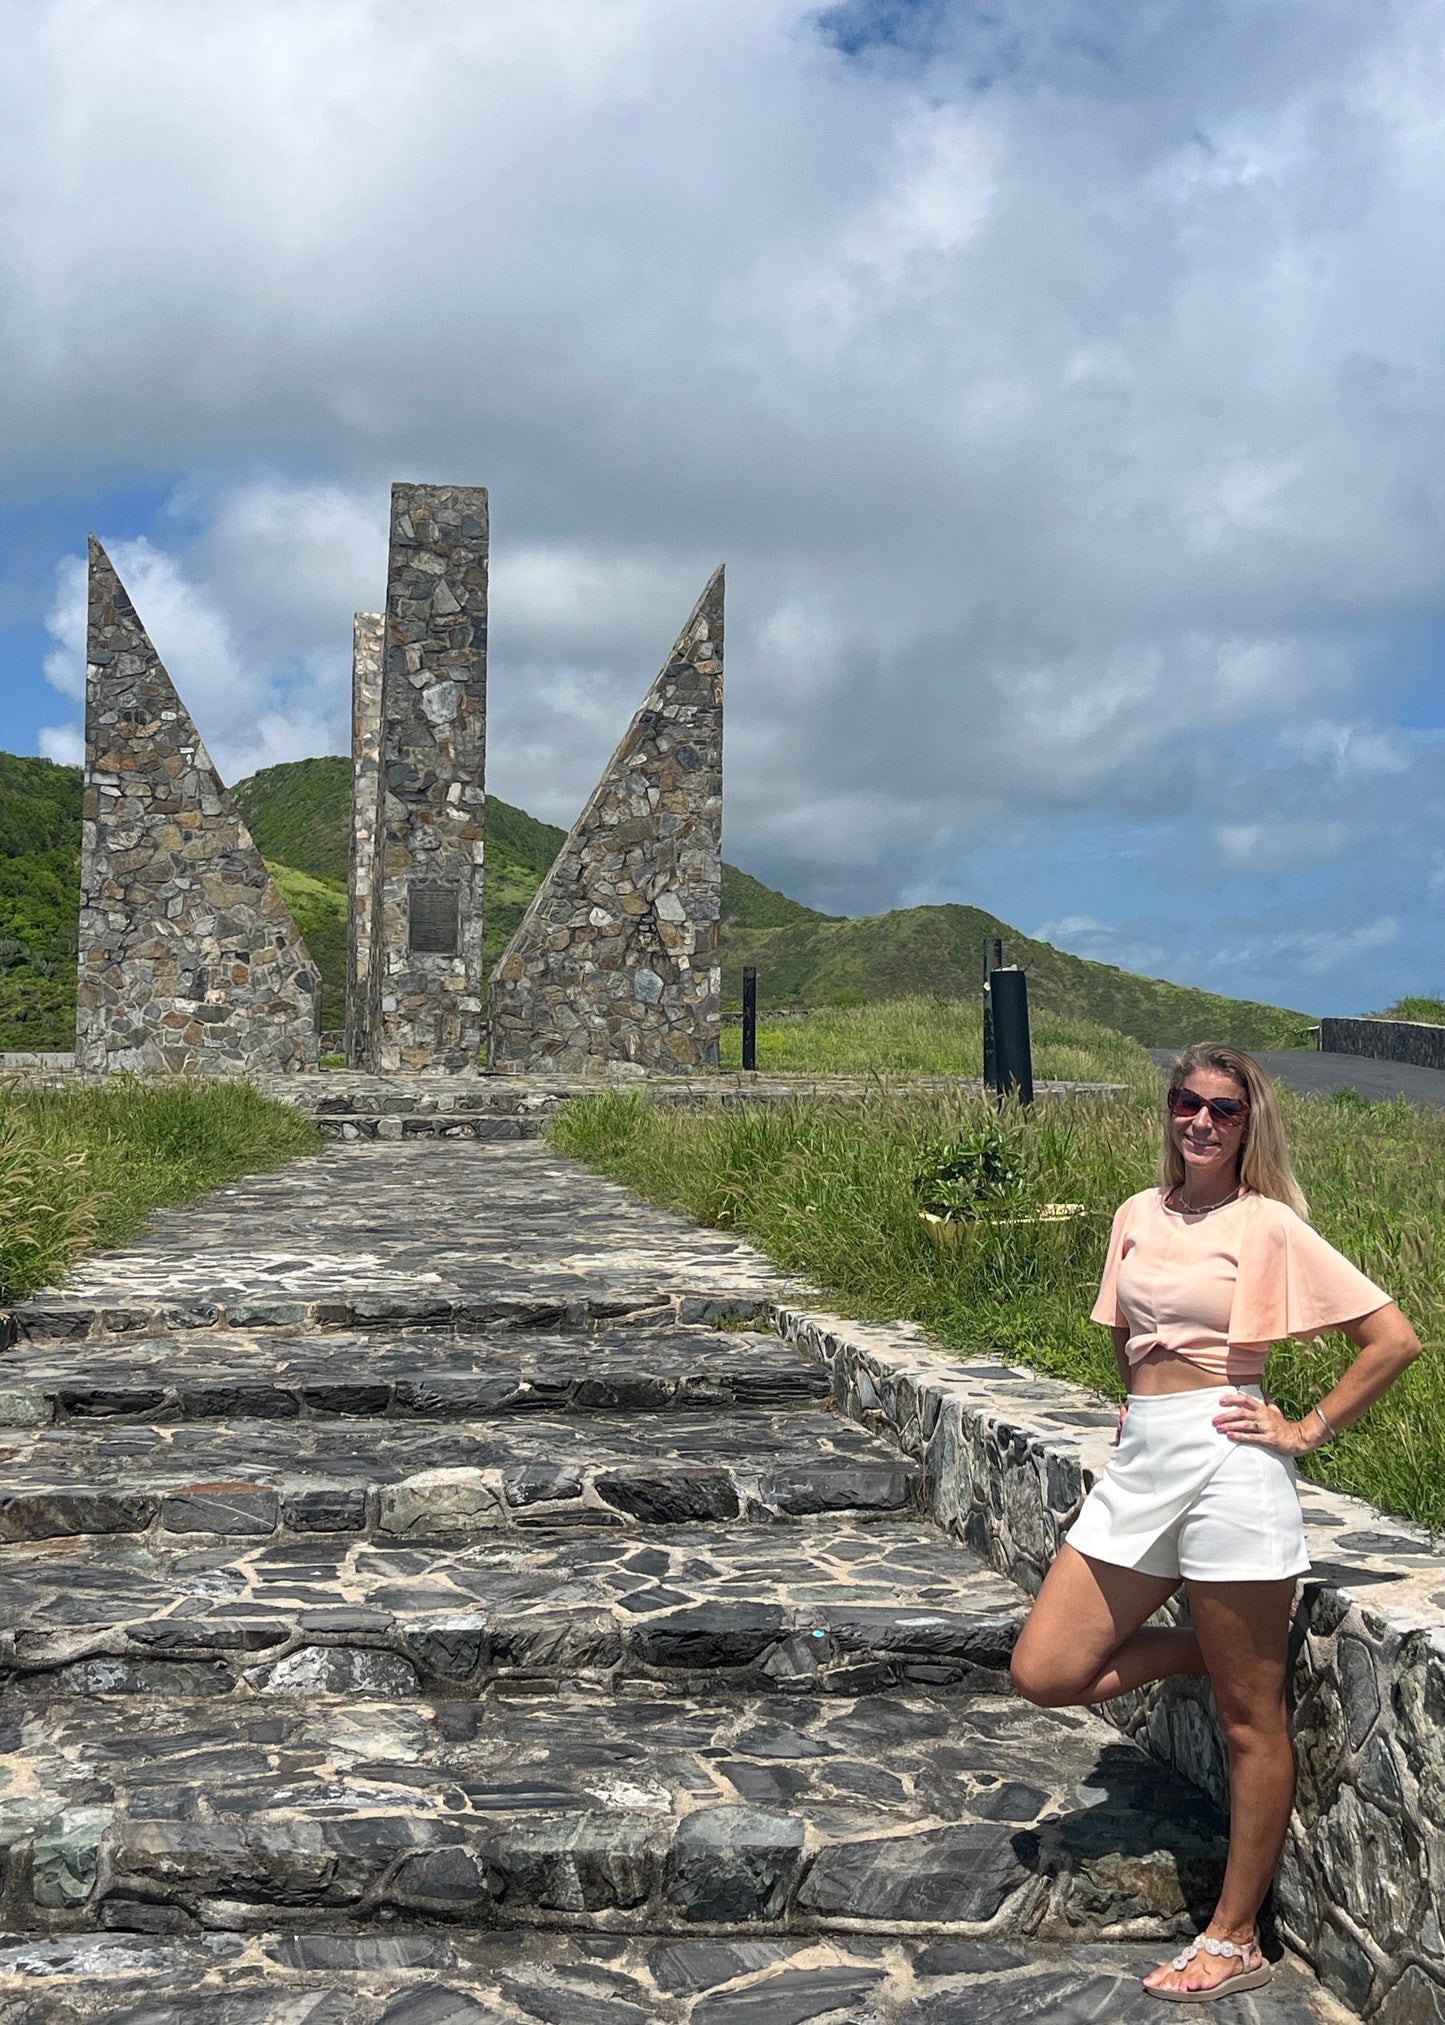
[915,1123,1026,1219]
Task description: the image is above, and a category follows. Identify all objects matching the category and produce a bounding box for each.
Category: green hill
[0,749,1314,1051]
[721,903,1313,1049]
[0,753,83,1049]
[231,758,353,886]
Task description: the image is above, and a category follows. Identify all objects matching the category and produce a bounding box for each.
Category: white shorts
[1064,1383,1311,1584]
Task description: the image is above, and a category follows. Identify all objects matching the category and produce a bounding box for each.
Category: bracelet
[1311,1403,1337,1444]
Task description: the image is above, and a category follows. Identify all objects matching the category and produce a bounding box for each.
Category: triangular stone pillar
[75,538,321,1074]
[489,567,724,1072]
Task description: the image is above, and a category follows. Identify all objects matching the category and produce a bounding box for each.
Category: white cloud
[1215,821,1355,875]
[37,722,82,766]
[41,553,87,702]
[1033,915,1170,976]
[40,523,352,783]
[1276,719,1413,781]
[4,0,1445,1004]
[1213,916,1401,978]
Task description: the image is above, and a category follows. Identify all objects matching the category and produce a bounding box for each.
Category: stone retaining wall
[780,1305,1445,2024]
[1320,1017,1445,1073]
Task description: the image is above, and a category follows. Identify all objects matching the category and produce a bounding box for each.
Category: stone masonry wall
[489,567,723,1073]
[76,538,320,1076]
[345,612,383,1067]
[1321,1017,1445,1073]
[364,485,488,1073]
[781,1304,1445,2025]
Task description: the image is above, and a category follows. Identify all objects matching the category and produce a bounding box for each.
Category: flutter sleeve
[1229,1200,1391,1346]
[1090,1197,1136,1328]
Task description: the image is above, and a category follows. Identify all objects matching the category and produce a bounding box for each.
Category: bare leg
[1010,1544,1203,1707]
[1142,1577,1296,1997]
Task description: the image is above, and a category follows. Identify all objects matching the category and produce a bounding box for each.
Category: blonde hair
[1160,1042,1308,1219]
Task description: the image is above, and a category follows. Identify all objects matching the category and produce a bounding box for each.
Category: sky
[3,0,1444,1017]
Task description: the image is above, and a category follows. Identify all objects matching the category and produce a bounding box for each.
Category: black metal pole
[742,966,757,1072]
[982,939,1005,1092]
[990,967,1034,1105]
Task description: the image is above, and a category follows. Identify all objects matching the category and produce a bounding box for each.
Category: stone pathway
[0,1140,1352,2020]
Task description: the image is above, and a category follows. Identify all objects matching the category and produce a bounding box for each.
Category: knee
[1215,1696,1289,1754]
[1010,1648,1084,1709]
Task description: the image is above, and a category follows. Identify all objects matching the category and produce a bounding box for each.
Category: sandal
[1147,1933,1272,2003]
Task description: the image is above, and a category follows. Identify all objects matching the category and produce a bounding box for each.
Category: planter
[919,1204,1090,1252]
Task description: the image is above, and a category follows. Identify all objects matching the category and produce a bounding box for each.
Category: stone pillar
[489,566,723,1073]
[363,484,488,1073]
[345,611,383,1067]
[76,537,321,1075]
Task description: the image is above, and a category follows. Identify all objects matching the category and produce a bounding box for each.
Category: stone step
[0,1329,828,1428]
[315,1115,546,1142]
[302,1086,564,1120]
[3,1142,782,1347]
[7,1291,775,1348]
[0,1683,1230,1940]
[0,1409,919,1546]
[0,1520,1022,1700]
[0,1927,1348,2022]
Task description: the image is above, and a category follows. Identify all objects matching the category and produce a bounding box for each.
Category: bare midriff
[1126,1341,1259,1396]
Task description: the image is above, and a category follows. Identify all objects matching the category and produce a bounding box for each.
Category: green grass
[267,865,349,1029]
[1374,996,1445,1025]
[551,1085,1445,1533]
[0,1080,320,1302]
[718,996,1162,1093]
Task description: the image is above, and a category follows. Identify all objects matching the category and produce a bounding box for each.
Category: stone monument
[344,611,383,1067]
[361,485,488,1072]
[488,566,724,1072]
[76,538,321,1075]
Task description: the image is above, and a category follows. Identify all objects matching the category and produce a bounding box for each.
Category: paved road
[1149,1046,1445,1107]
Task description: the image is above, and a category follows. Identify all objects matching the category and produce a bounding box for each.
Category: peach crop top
[1092,1188,1390,1381]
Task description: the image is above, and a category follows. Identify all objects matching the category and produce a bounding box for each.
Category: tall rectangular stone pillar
[345,612,383,1067]
[364,485,488,1072]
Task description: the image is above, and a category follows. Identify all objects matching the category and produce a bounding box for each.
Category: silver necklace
[1167,1185,1242,1217]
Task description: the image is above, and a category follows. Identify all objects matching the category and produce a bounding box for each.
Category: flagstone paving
[0,1136,1354,2020]
[6,1144,781,1344]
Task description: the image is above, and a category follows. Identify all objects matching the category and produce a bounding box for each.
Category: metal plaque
[408,883,460,955]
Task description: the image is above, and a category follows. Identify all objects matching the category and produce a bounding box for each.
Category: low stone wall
[1321,1016,1445,1072]
[780,1305,1445,2024]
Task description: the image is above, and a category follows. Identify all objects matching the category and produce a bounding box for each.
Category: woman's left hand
[1213,1391,1311,1458]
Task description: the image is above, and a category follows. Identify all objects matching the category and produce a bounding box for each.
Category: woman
[1010,1042,1421,2003]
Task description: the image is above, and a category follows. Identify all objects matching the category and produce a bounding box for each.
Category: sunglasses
[1167,1087,1250,1126]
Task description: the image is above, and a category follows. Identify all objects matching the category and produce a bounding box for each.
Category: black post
[990,966,1034,1105]
[982,939,1005,1091]
[742,966,757,1072]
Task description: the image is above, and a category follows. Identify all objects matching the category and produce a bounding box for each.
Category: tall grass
[0,1080,320,1302]
[717,995,1161,1093]
[1375,995,1445,1025]
[552,1084,1445,1533]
